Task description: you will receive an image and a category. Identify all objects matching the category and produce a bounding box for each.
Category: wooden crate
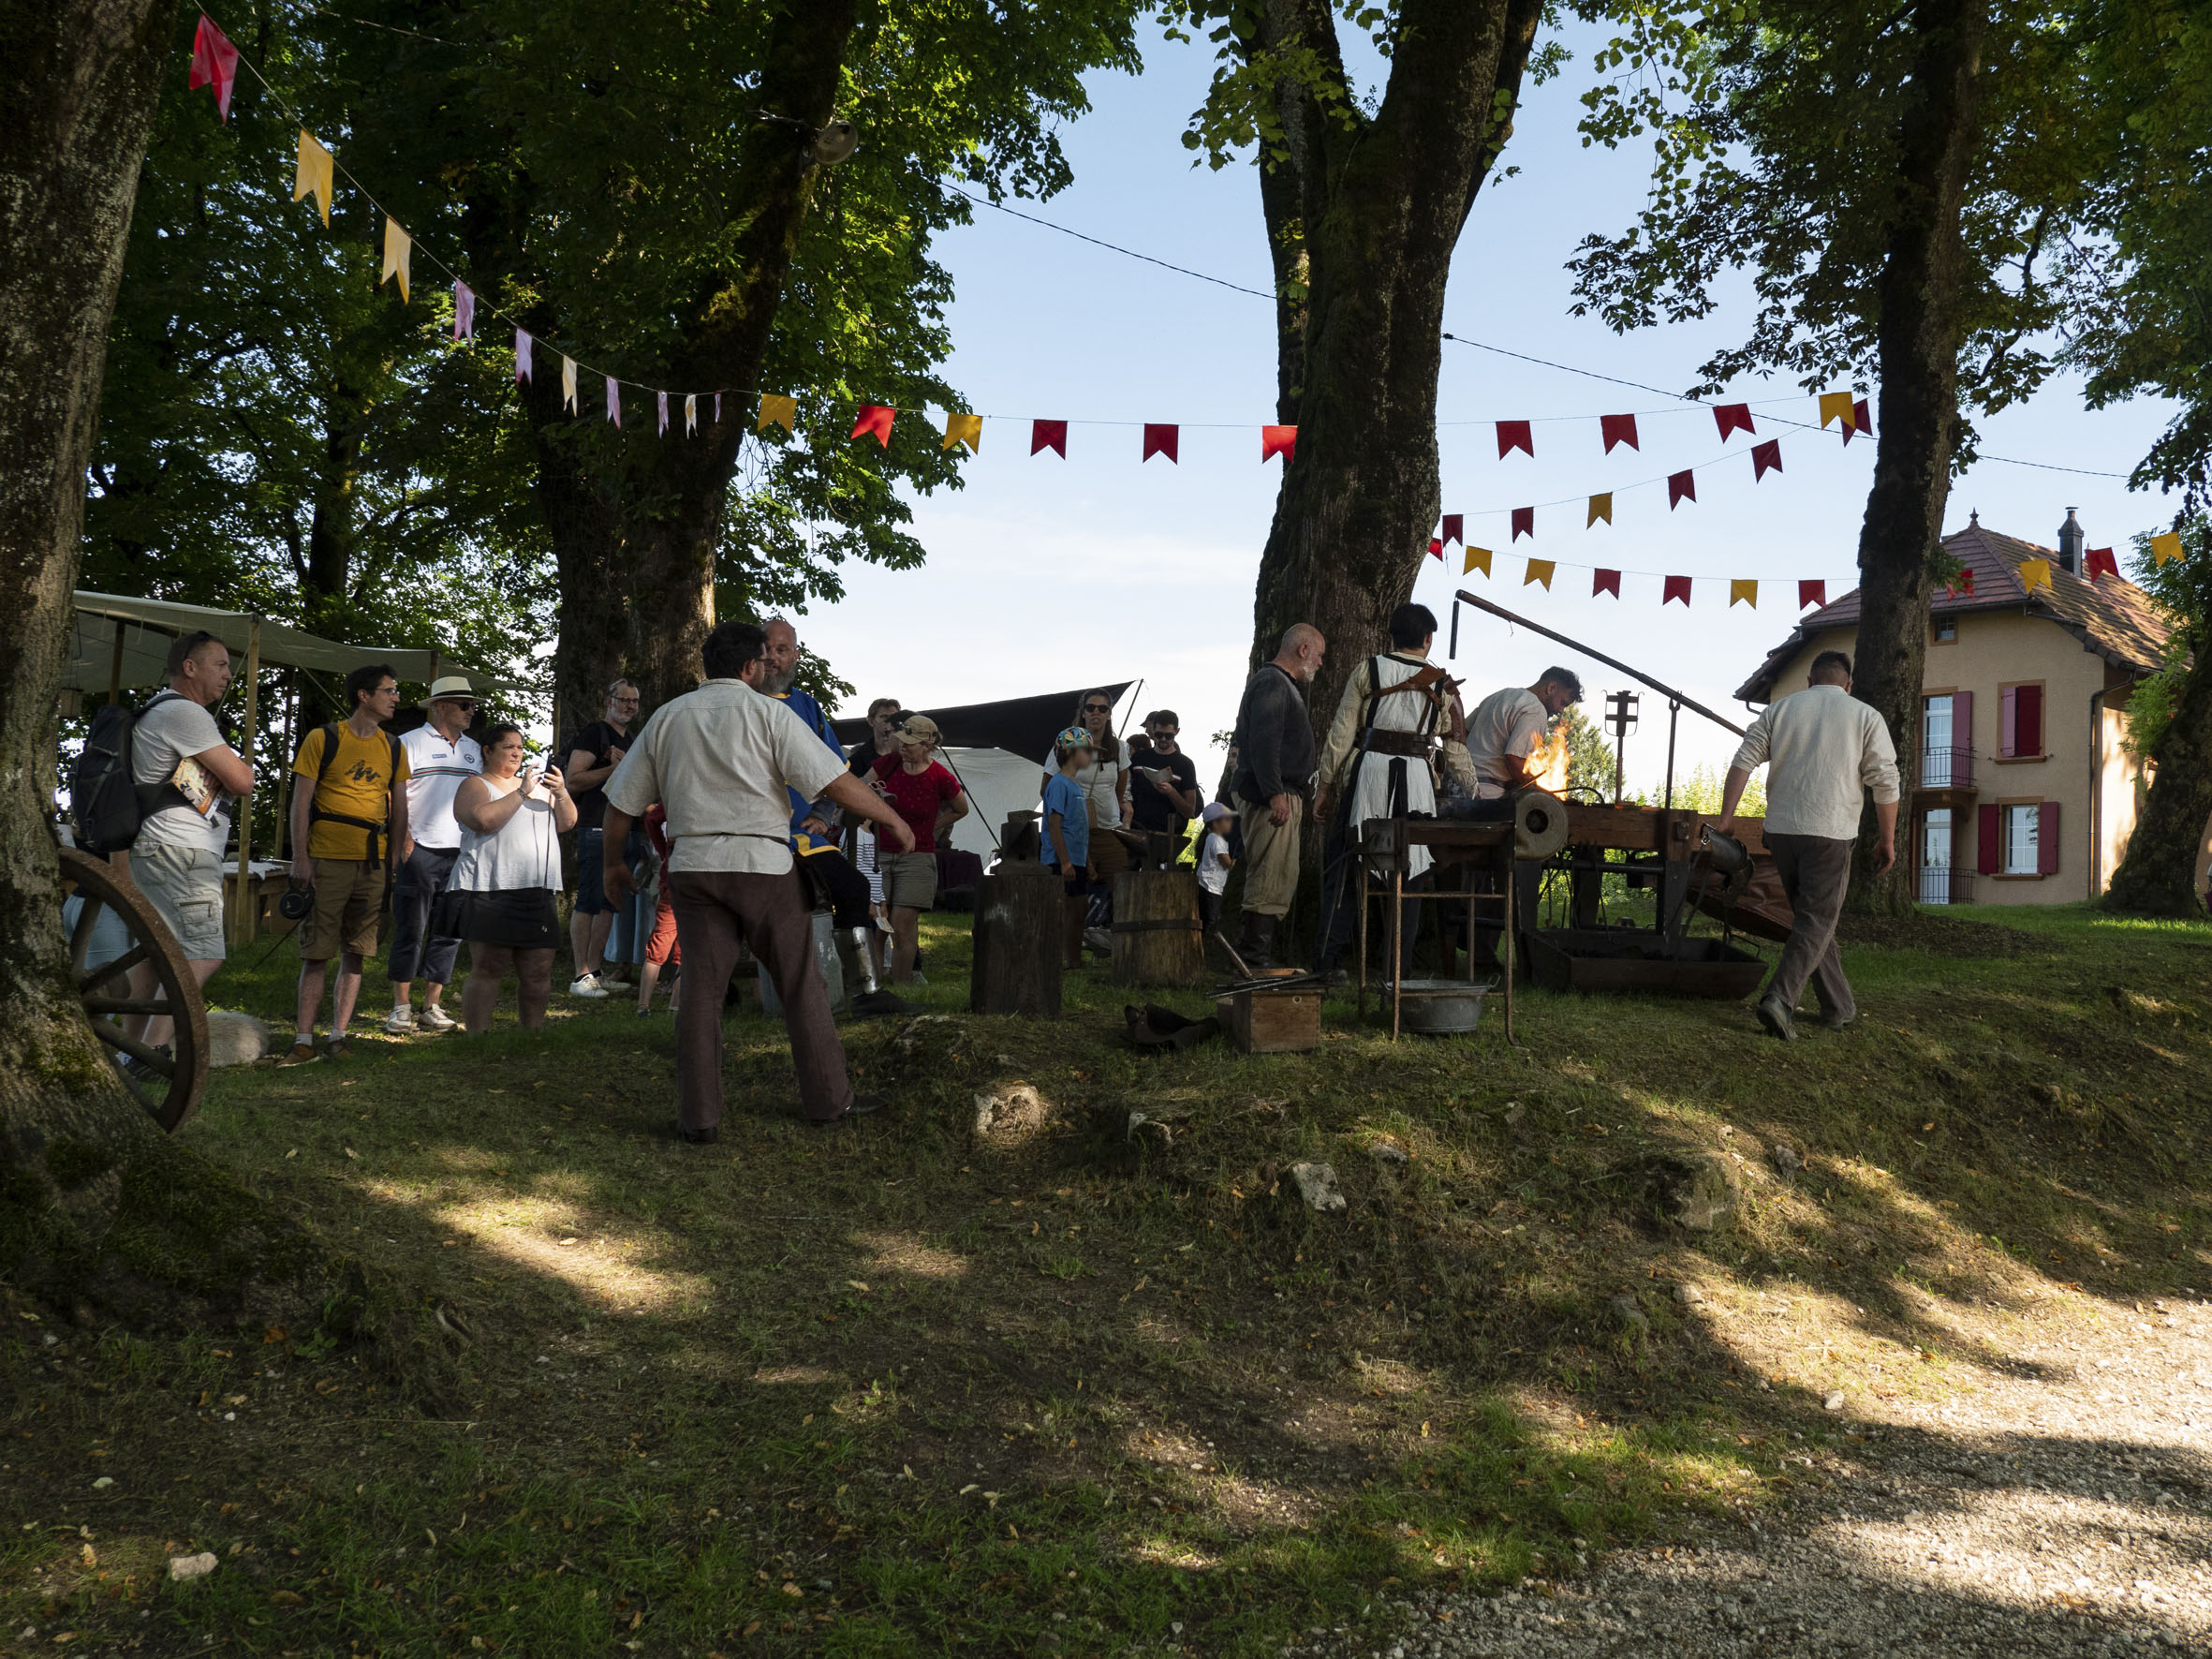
[1216,986,1321,1054]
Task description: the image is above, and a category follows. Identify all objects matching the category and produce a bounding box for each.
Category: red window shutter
[1998,686,2016,757]
[1977,804,1999,874]
[2038,800,2060,874]
[1952,689,1972,769]
[2017,684,2042,756]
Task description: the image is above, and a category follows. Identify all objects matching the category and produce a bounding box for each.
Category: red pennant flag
[2084,546,2117,580]
[187,14,241,121]
[1427,539,1444,562]
[851,405,895,447]
[1667,468,1696,509]
[1593,569,1621,599]
[1840,397,1873,445]
[1946,566,1976,600]
[1031,419,1067,457]
[1497,420,1534,459]
[1798,580,1827,610]
[1663,575,1692,607]
[1511,506,1534,541]
[1751,439,1782,481]
[1440,513,1463,546]
[1142,423,1178,464]
[1600,413,1639,453]
[1261,424,1297,464]
[1713,403,1755,440]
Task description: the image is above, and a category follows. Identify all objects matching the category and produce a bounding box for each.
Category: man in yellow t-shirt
[275,664,410,1066]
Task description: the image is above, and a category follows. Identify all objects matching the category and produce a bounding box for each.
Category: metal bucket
[1390,978,1491,1034]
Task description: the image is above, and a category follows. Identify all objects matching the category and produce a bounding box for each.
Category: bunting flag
[1593,569,1621,599]
[1714,404,1755,440]
[1751,439,1782,481]
[561,356,577,412]
[1497,420,1534,459]
[944,412,982,454]
[1667,469,1695,509]
[1840,397,1873,445]
[513,329,532,385]
[685,394,697,437]
[1663,575,1692,607]
[714,393,721,424]
[1465,546,1492,577]
[758,393,796,434]
[1818,392,1858,430]
[605,377,620,427]
[452,281,474,342]
[292,130,333,226]
[1142,422,1177,463]
[1511,507,1534,541]
[1031,419,1068,457]
[2150,530,2183,565]
[1586,493,1613,527]
[187,14,240,120]
[380,217,411,303]
[1731,579,1758,609]
[2019,557,2052,595]
[1799,580,1827,610]
[2084,546,2117,581]
[852,405,895,446]
[1600,413,1639,453]
[1440,513,1463,546]
[1261,424,1297,464]
[656,390,669,436]
[1945,567,1975,599]
[1427,539,1444,562]
[1525,559,1556,590]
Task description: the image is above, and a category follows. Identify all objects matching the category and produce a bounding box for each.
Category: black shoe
[675,1122,719,1144]
[809,1094,887,1127]
[1756,997,1795,1043]
[851,988,922,1016]
[1822,1012,1856,1031]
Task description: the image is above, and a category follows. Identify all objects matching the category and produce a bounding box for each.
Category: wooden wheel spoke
[61,846,204,1133]
[81,941,152,992]
[67,892,107,969]
[87,1018,176,1075]
[82,995,172,1016]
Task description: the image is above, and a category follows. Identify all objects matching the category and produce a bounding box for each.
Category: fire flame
[1527,725,1571,794]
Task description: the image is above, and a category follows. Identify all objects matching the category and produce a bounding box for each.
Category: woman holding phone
[436,724,575,1032]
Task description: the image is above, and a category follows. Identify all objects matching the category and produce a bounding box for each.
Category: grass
[4,896,2209,1655]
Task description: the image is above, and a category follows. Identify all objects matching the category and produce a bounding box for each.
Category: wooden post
[969,864,1062,1016]
[1109,868,1204,987]
[273,670,295,861]
[230,617,260,945]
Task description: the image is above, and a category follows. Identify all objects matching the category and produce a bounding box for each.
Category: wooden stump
[1110,868,1205,987]
[971,864,1063,1016]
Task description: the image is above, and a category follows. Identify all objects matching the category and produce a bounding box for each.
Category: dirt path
[1294,1292,2212,1658]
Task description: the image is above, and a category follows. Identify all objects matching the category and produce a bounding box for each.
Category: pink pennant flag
[1663,575,1692,607]
[1511,507,1534,541]
[1751,439,1781,481]
[513,329,532,384]
[452,281,475,342]
[605,377,621,427]
[1142,423,1178,464]
[1497,420,1534,459]
[187,14,240,121]
[852,405,895,446]
[1440,513,1463,546]
[1713,404,1755,440]
[1600,413,1638,453]
[1031,419,1068,457]
[657,391,669,437]
[1667,468,1696,509]
[1261,424,1297,465]
[1798,580,1827,610]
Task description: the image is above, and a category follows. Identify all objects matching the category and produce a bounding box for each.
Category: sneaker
[907,970,928,986]
[852,988,922,1016]
[418,1004,457,1032]
[327,1035,355,1059]
[598,971,635,991]
[635,1005,656,1018]
[274,1041,321,1068]
[569,973,611,1000]
[1083,926,1113,956]
[384,1005,418,1035]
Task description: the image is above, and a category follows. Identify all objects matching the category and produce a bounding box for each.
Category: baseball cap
[1202,801,1231,823]
[896,713,941,743]
[1054,725,1097,753]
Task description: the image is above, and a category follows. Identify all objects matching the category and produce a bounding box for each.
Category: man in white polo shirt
[385,675,482,1034]
[1719,649,1900,1041]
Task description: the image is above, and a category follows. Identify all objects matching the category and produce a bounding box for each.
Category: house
[1735,512,2212,906]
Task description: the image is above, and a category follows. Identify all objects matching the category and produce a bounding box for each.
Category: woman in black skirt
[437,724,576,1032]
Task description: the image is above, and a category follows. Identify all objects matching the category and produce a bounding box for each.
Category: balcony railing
[1918,867,1972,906]
[1919,745,1974,791]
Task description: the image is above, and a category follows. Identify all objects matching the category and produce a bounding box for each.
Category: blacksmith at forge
[1454,666,1583,970]
[1226,622,1326,969]
[1718,649,1898,1041]
[1311,603,1456,981]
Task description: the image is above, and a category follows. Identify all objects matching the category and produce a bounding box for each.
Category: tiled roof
[1734,519,2181,702]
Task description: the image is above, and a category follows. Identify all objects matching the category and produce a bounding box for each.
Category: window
[1999,683,2043,758]
[1978,800,2057,876]
[1920,808,1954,903]
[1923,694,1954,786]
[1933,615,1957,644]
[2003,804,2039,874]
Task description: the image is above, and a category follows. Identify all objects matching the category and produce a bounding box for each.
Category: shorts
[883,851,938,911]
[303,859,388,960]
[130,844,228,961]
[645,887,681,967]
[1045,869,1087,899]
[574,827,610,913]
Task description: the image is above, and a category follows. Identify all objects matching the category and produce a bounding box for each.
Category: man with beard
[1226,622,1326,969]
[760,617,916,1016]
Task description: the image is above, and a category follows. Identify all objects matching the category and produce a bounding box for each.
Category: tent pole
[232,617,261,945]
[274,671,296,860]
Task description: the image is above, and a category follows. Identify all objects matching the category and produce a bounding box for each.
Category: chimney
[2057,507,2084,575]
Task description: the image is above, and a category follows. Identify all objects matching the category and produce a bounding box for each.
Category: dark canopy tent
[831,682,1133,759]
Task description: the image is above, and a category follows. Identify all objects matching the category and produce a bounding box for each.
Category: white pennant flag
[685,393,697,437]
[657,390,669,436]
[452,281,475,342]
[605,376,621,427]
[561,355,577,412]
[514,329,533,384]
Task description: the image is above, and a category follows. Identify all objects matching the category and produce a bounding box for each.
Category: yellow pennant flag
[1730,579,1758,609]
[1524,558,1556,591]
[379,217,411,304]
[758,393,797,434]
[293,130,333,227]
[1586,493,1613,527]
[1464,545,1492,577]
[2150,530,2183,565]
[942,412,981,453]
[2018,556,2052,595]
[1818,392,1856,429]
[561,356,578,412]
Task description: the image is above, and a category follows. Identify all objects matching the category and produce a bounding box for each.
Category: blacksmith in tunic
[1312,603,1455,979]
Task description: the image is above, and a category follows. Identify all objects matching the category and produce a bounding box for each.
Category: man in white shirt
[601,621,916,1139]
[1718,650,1900,1040]
[1463,668,1583,797]
[385,676,483,1034]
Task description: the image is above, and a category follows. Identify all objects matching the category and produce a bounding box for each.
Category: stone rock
[169,1551,218,1581]
[1611,1293,1651,1336]
[890,1014,964,1068]
[1770,1144,1803,1181]
[972,1083,1046,1144]
[206,1009,270,1067]
[1368,1142,1410,1168]
[1502,1101,1526,1127]
[1627,1152,1739,1233]
[1288,1162,1347,1215]
[1674,1283,1706,1307]
[1824,1390,1846,1413]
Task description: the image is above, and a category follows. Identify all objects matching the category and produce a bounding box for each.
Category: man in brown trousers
[602,621,914,1137]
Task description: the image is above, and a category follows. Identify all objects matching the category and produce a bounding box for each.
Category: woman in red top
[869,714,969,985]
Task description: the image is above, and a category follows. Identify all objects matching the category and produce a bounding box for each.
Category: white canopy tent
[936,747,1044,867]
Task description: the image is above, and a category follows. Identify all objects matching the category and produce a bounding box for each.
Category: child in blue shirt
[1041,726,1096,969]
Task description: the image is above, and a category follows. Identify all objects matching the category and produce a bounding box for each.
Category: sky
[792,22,2178,793]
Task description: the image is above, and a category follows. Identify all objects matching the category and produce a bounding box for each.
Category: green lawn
[5,898,2208,1655]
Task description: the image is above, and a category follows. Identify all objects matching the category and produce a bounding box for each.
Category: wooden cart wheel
[58,845,211,1133]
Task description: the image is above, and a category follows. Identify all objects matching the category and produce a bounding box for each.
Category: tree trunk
[2105,641,2212,916]
[1845,0,1988,913]
[1242,0,1542,735]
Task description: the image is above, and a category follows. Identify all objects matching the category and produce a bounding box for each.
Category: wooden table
[1352,817,1518,1044]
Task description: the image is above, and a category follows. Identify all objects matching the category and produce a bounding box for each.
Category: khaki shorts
[883,851,938,911]
[303,859,389,961]
[131,845,228,961]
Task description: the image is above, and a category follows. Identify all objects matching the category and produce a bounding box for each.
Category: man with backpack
[276,663,410,1066]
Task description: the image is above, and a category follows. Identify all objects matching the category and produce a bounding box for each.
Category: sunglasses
[1083,704,1111,714]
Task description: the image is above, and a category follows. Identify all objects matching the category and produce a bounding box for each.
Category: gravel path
[1293,1293,2212,1657]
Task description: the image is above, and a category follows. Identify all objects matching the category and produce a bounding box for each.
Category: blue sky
[796,22,2176,791]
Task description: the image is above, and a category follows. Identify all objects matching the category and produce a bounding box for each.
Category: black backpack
[306,722,406,862]
[69,690,187,855]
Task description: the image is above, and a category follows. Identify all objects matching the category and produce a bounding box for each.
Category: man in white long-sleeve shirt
[1718,650,1900,1041]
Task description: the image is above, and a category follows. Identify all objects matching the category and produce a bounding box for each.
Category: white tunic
[1341,655,1442,881]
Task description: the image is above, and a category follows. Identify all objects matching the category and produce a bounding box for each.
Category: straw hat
[421,674,477,707]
